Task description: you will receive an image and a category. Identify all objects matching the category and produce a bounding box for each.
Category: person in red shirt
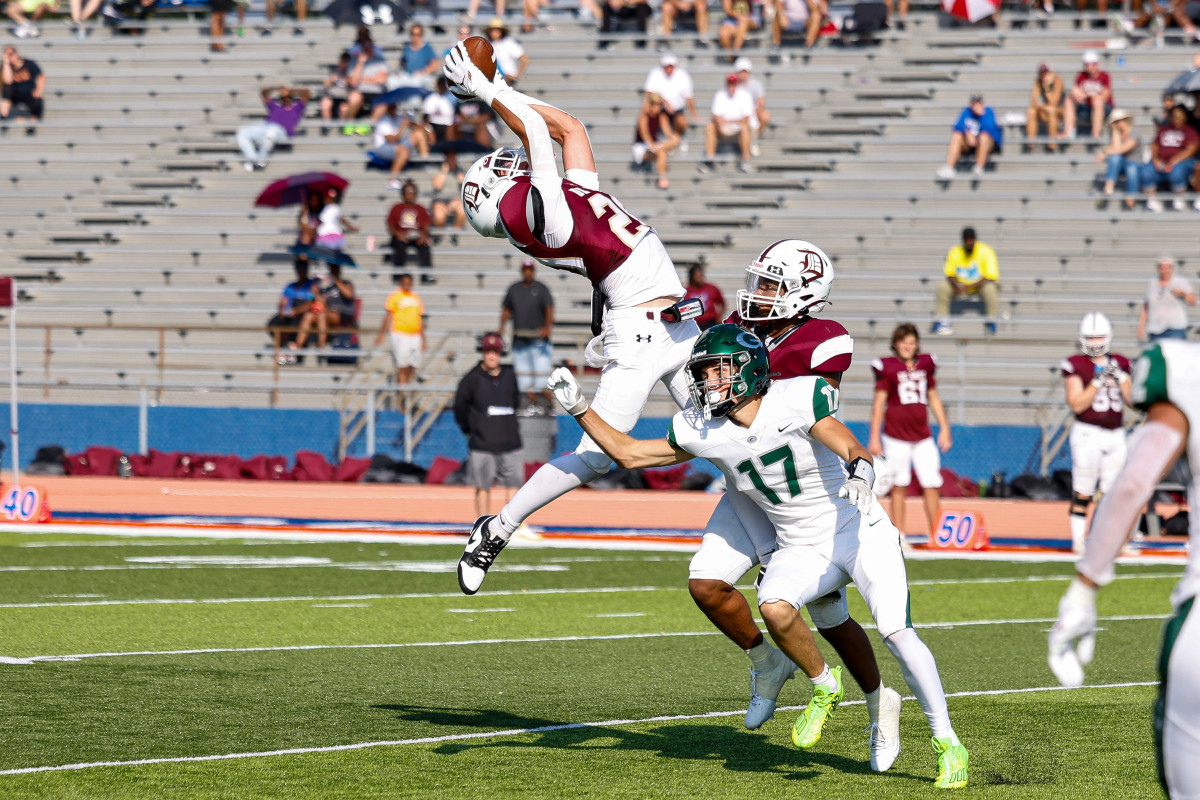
[683,265,725,330]
[1063,51,1113,139]
[386,181,434,282]
[1061,312,1133,553]
[1141,105,1200,213]
[869,324,953,538]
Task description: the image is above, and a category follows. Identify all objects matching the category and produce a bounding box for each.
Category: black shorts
[210,0,233,13]
[667,109,687,129]
[430,123,451,142]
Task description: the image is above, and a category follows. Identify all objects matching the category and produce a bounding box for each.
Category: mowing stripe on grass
[0,681,1158,776]
[0,613,1170,664]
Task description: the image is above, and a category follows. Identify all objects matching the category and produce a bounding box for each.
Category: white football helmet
[461,147,530,239]
[736,239,835,322]
[1078,311,1113,357]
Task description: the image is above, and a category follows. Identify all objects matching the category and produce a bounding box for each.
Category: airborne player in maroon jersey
[442,44,705,596]
[868,324,953,538]
[1061,312,1133,553]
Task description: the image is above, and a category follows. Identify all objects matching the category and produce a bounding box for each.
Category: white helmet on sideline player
[461,147,531,239]
[736,239,835,322]
[1078,311,1113,357]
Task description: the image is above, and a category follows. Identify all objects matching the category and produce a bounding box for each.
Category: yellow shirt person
[375,274,426,384]
[934,227,1000,336]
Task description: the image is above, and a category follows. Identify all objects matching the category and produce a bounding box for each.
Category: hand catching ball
[462,35,497,82]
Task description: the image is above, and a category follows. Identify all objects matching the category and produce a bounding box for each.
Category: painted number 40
[2,485,40,522]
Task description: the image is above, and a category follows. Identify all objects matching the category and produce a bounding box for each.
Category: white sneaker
[386,178,403,190]
[242,161,255,173]
[1173,196,1186,212]
[744,645,798,729]
[971,164,985,178]
[457,514,508,595]
[14,23,35,38]
[679,139,689,154]
[1146,197,1163,213]
[936,165,955,179]
[1192,197,1200,211]
[750,142,761,157]
[869,687,903,771]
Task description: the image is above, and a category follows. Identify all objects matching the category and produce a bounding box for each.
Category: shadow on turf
[373,705,926,783]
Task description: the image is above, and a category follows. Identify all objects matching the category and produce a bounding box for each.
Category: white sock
[1069,512,1088,550]
[746,640,773,668]
[811,665,838,692]
[884,628,953,738]
[488,453,606,541]
[864,687,881,725]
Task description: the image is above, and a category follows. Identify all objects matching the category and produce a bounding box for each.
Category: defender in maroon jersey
[1061,312,1133,553]
[443,44,704,598]
[868,324,953,538]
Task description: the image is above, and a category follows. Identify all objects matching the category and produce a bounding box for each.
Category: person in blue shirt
[268,259,317,361]
[938,93,1003,179]
[397,23,439,90]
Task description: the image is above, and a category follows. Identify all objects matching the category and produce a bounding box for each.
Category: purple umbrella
[255,172,350,208]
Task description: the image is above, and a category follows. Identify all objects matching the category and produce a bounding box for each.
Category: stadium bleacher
[1,3,1197,433]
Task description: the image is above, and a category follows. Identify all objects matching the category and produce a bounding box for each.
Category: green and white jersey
[668,376,857,546]
[1131,340,1200,609]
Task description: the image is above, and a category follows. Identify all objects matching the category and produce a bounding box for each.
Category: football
[462,35,497,82]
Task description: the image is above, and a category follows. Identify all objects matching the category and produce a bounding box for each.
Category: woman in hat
[485,18,529,86]
[1094,108,1140,209]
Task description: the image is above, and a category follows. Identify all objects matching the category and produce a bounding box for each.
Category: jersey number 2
[573,189,647,249]
[737,445,801,505]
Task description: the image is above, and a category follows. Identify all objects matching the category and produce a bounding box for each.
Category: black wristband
[847,457,875,489]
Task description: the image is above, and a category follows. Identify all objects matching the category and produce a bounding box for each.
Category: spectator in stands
[1026,63,1063,151]
[1142,105,1199,213]
[269,259,316,362]
[1138,257,1196,342]
[734,57,768,156]
[1115,0,1194,35]
[297,190,324,247]
[293,263,356,352]
[643,54,697,147]
[235,86,310,173]
[430,164,467,230]
[937,93,1002,179]
[422,77,459,169]
[319,52,353,131]
[633,93,680,190]
[883,0,907,28]
[209,0,231,51]
[343,38,390,129]
[263,0,305,36]
[932,227,1000,336]
[375,273,426,386]
[316,187,358,251]
[661,0,710,47]
[683,265,725,330]
[394,24,440,90]
[1063,51,1112,140]
[6,0,56,38]
[601,0,653,48]
[500,260,555,413]
[718,0,762,57]
[486,19,530,86]
[771,0,807,48]
[68,0,102,38]
[0,46,44,124]
[453,89,495,150]
[1095,108,1141,209]
[466,0,505,23]
[454,332,523,517]
[699,74,754,174]
[374,103,424,190]
[387,181,435,280]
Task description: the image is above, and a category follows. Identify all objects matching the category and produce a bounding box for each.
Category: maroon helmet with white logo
[737,239,835,321]
[461,147,531,239]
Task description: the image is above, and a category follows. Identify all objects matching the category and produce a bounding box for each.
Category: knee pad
[576,448,613,476]
[1070,494,1093,516]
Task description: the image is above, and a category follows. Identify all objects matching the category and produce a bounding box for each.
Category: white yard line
[0,613,1168,665]
[0,681,1158,777]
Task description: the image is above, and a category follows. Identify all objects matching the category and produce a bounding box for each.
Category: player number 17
[736,445,802,505]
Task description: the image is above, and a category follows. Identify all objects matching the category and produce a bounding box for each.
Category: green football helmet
[686,323,772,419]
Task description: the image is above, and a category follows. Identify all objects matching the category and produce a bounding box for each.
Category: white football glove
[838,478,874,513]
[1103,360,1129,384]
[1047,577,1098,688]
[442,43,503,104]
[548,366,589,416]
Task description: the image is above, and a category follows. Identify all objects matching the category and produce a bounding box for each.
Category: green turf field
[0,528,1181,799]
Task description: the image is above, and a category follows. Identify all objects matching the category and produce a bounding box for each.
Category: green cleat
[932,736,969,789]
[791,666,844,750]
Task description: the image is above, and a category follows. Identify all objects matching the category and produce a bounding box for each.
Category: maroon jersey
[872,354,938,442]
[1060,353,1130,429]
[725,312,854,378]
[497,178,650,287]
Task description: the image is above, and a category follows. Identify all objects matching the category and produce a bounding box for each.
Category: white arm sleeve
[490,86,574,247]
[1077,420,1185,586]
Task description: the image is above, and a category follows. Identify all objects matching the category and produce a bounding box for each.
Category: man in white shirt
[486,18,530,87]
[643,54,697,145]
[374,103,420,190]
[1138,257,1197,343]
[700,74,754,173]
[734,56,769,157]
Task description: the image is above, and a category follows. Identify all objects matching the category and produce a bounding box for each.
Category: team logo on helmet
[463,182,482,212]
